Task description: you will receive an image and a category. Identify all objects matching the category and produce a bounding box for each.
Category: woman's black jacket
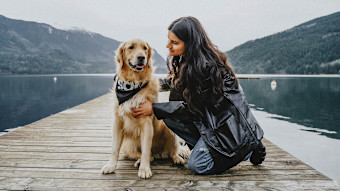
[153,73,264,173]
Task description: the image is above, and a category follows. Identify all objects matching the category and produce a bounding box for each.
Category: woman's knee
[188,153,214,174]
[187,138,215,174]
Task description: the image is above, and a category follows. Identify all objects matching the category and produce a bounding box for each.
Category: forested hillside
[0,15,167,74]
[227,12,340,74]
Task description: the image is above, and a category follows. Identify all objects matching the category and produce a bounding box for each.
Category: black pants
[163,118,256,174]
[163,118,200,149]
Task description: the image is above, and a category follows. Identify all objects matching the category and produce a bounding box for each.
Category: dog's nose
[137,56,145,61]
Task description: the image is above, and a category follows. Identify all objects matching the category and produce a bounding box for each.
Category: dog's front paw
[172,154,186,165]
[178,145,191,159]
[101,164,116,174]
[138,166,152,179]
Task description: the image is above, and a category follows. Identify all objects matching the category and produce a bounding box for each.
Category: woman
[132,16,266,174]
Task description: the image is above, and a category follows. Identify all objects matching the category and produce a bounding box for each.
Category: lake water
[239,75,340,184]
[0,75,115,133]
[0,74,339,183]
[240,76,340,140]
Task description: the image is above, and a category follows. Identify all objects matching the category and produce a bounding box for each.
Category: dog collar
[114,75,150,105]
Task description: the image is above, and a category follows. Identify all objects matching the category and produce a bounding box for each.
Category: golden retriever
[101,39,189,179]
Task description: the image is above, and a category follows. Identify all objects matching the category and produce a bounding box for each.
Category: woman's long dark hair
[167,16,238,116]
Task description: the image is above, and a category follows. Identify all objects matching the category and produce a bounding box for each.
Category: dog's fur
[101,39,189,179]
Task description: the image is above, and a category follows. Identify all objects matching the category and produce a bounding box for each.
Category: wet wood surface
[0,92,339,190]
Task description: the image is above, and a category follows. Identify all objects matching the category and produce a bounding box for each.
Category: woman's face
[166,30,185,56]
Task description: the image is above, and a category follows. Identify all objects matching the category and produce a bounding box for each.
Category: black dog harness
[114,75,150,105]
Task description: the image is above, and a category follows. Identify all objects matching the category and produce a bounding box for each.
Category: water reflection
[240,77,340,139]
[0,75,114,133]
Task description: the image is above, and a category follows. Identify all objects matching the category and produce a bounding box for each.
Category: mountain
[227,12,340,74]
[0,15,167,74]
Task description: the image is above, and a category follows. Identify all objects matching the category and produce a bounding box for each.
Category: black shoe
[250,142,266,165]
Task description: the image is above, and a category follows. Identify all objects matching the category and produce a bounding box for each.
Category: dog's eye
[129,45,134,49]
[143,46,147,50]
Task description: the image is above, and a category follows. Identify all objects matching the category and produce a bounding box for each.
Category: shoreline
[0,73,339,78]
[236,74,340,78]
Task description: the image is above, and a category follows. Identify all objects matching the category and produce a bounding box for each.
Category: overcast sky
[1,0,340,58]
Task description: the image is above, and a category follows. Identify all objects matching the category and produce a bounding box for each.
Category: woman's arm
[131,100,192,121]
[152,101,191,120]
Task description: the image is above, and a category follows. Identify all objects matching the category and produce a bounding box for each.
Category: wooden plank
[5,129,112,133]
[1,131,113,137]
[0,151,301,165]
[0,144,288,155]
[0,166,323,177]
[0,145,291,158]
[0,169,329,181]
[0,157,313,170]
[1,178,339,191]
[0,139,278,149]
[0,173,334,185]
[0,135,113,141]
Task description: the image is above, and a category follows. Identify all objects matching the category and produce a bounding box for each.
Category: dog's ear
[146,42,153,66]
[116,42,126,68]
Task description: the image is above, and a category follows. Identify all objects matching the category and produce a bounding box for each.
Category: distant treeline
[0,52,114,74]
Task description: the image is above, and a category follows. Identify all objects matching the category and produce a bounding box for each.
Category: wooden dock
[0,92,339,190]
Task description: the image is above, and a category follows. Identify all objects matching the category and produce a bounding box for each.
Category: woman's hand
[131,100,154,118]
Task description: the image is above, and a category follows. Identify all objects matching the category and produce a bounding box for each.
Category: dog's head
[116,39,153,72]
